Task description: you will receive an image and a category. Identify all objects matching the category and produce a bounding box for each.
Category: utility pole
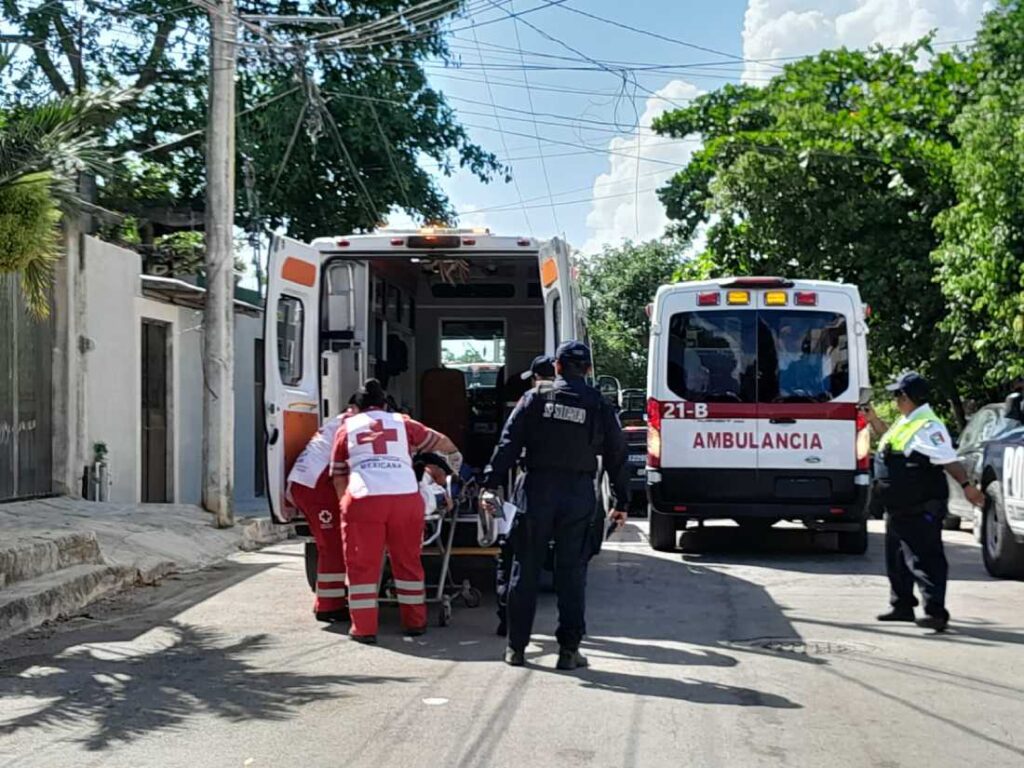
[203,0,238,528]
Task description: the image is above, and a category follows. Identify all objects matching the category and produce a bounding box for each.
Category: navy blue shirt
[483,375,629,509]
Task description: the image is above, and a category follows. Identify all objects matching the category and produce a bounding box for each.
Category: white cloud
[742,0,990,83]
[581,80,703,255]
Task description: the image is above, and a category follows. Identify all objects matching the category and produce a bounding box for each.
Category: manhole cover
[725,638,876,656]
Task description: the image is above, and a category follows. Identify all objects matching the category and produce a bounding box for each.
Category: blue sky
[387,0,989,254]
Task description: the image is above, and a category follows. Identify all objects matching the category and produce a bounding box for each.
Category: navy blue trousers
[506,471,595,652]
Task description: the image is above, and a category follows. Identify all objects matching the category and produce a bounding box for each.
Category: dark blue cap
[521,355,556,380]
[555,340,592,366]
[886,371,930,402]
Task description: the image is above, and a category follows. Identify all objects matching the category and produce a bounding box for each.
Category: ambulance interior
[319,251,554,471]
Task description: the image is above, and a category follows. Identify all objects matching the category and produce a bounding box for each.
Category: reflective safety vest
[344,410,417,498]
[875,405,948,510]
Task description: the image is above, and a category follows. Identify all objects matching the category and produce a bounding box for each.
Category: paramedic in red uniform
[286,401,358,623]
[330,380,462,644]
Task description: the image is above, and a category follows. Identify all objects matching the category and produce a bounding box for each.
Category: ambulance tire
[981,481,1024,579]
[736,518,777,531]
[649,508,678,552]
[837,523,869,555]
[304,541,318,592]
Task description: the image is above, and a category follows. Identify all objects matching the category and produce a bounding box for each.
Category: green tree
[1,1,502,244]
[933,1,1024,387]
[653,40,982,420]
[0,89,125,314]
[579,240,691,388]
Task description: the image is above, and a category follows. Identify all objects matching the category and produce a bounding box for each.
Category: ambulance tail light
[390,237,404,246]
[647,398,662,468]
[795,291,818,307]
[856,410,871,470]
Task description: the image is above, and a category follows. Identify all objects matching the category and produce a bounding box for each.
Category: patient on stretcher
[414,453,453,515]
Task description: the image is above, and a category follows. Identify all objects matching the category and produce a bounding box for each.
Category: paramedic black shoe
[916,614,949,632]
[556,649,589,671]
[504,648,525,667]
[404,626,427,637]
[876,609,916,622]
[315,608,350,623]
[350,634,377,645]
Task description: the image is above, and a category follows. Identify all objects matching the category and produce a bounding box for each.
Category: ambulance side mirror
[597,375,622,407]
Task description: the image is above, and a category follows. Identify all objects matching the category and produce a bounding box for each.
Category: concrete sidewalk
[0,497,287,639]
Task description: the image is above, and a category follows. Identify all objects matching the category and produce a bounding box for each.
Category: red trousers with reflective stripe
[290,475,347,613]
[341,491,426,636]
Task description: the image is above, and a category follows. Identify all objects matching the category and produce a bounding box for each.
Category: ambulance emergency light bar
[696,277,817,308]
[334,227,532,249]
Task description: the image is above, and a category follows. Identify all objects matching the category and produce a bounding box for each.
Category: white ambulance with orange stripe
[645,277,872,553]
[263,228,596,533]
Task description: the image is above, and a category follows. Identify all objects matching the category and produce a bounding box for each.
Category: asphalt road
[2,520,1024,768]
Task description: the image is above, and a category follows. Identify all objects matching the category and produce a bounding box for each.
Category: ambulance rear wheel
[649,508,678,552]
[304,542,318,593]
[837,523,869,555]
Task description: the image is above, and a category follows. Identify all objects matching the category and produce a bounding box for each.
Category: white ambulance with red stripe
[645,277,872,553]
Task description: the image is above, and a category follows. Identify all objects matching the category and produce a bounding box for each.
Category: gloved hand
[480,489,502,517]
[446,451,464,474]
[608,507,628,530]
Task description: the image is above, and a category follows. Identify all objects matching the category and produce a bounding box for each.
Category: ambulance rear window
[759,310,849,402]
[666,309,850,403]
[667,311,757,403]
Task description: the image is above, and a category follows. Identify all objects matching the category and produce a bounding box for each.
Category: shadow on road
[676,526,992,581]
[0,557,407,752]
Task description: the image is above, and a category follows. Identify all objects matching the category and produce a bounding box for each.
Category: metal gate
[0,274,55,500]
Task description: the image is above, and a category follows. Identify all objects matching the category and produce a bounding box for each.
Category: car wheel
[304,541,318,593]
[649,507,678,552]
[981,481,1024,579]
[942,515,962,531]
[837,522,869,555]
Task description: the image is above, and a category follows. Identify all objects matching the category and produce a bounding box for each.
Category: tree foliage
[933,1,1024,386]
[653,40,986,417]
[579,240,690,388]
[0,1,502,242]
[0,90,126,314]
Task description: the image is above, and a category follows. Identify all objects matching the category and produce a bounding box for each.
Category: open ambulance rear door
[264,234,322,524]
[537,238,575,353]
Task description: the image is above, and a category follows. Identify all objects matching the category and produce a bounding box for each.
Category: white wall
[83,238,142,502]
[82,236,263,506]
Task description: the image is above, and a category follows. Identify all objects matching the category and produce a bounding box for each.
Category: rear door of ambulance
[651,285,761,507]
[754,284,867,508]
[265,234,322,524]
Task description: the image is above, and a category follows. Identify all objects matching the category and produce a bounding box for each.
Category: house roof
[140,275,263,317]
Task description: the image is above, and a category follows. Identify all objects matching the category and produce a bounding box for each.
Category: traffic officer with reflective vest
[863,372,984,632]
[481,341,628,669]
[495,354,556,637]
[287,401,358,622]
[330,380,462,644]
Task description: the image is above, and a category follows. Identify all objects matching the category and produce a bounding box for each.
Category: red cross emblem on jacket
[356,419,399,455]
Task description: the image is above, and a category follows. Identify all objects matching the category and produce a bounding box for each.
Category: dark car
[973,394,1024,578]
[618,388,648,512]
[945,399,1022,531]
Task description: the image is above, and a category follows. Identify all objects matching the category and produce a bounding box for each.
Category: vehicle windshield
[667,308,849,403]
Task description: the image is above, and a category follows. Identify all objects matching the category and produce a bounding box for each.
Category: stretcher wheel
[462,585,482,609]
[437,599,452,627]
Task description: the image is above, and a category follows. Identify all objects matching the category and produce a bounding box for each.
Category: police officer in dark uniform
[481,341,628,669]
[495,355,556,637]
[864,372,984,632]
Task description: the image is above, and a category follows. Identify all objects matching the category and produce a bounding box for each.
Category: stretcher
[377,470,494,627]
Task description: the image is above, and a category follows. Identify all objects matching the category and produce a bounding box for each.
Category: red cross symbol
[356,419,399,455]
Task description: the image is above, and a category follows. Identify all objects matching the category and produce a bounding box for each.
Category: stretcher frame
[377,474,492,627]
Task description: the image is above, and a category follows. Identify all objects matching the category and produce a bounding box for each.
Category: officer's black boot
[504,648,526,667]
[556,648,589,671]
[916,611,950,632]
[877,608,916,622]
